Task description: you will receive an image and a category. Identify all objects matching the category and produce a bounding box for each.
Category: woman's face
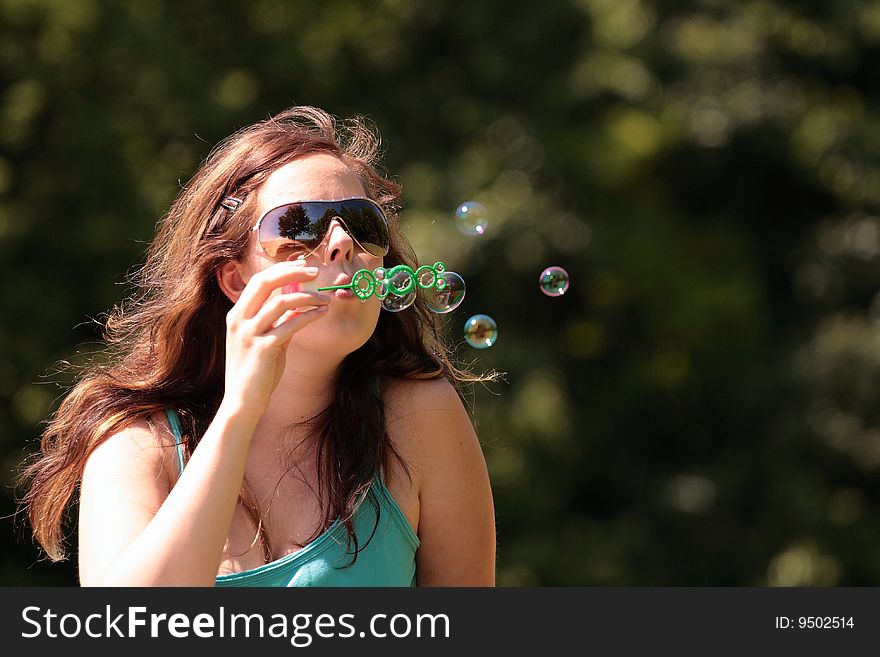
[244,152,384,358]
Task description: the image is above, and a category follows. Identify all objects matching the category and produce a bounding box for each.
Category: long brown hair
[18,106,491,564]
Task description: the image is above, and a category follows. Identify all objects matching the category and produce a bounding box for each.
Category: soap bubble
[539,266,570,297]
[385,266,415,296]
[381,286,417,312]
[424,271,466,314]
[464,314,498,349]
[417,267,437,288]
[381,268,417,312]
[455,201,488,237]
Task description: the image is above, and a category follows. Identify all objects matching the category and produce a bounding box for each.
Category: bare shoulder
[383,377,474,443]
[82,412,180,492]
[78,412,181,585]
[383,377,496,585]
[382,376,483,478]
[383,376,467,417]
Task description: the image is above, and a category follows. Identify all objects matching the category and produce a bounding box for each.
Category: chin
[291,308,379,357]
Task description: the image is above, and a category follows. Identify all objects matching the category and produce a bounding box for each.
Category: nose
[321,218,355,264]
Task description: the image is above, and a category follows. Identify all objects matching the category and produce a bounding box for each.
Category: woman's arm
[387,378,496,586]
[78,262,329,586]
[78,402,259,586]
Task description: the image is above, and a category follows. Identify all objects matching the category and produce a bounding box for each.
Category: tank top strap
[164,408,186,479]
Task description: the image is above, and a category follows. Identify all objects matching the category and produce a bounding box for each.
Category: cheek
[368,297,382,322]
[243,252,283,300]
[358,253,383,270]
[239,248,273,280]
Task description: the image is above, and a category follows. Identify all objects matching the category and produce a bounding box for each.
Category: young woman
[19,106,496,586]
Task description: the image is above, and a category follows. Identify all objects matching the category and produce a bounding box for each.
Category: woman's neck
[251,355,340,446]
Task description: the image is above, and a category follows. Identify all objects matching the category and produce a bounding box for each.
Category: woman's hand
[222,261,330,423]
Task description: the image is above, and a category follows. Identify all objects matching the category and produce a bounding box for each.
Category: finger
[235,263,320,319]
[252,291,331,334]
[263,305,330,344]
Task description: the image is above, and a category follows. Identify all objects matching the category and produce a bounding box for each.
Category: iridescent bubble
[539,266,570,297]
[381,286,416,312]
[385,266,415,296]
[464,314,498,349]
[417,267,437,288]
[424,271,466,314]
[455,201,488,237]
[381,269,417,312]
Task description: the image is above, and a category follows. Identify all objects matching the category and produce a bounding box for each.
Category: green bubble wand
[317,261,449,301]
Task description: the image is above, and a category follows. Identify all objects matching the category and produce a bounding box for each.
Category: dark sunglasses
[251,198,390,261]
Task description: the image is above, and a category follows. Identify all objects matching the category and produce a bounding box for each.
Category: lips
[331,273,356,300]
[281,273,354,297]
[281,273,352,296]
[332,273,353,288]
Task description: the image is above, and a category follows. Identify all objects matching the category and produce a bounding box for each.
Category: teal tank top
[164,408,419,587]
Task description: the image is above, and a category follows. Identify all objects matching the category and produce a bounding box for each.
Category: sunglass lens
[258,205,323,259]
[259,200,389,259]
[340,202,389,256]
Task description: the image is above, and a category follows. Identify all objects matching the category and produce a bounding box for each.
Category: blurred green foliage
[2,0,880,585]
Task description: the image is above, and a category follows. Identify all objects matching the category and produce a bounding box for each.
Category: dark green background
[2,0,879,586]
